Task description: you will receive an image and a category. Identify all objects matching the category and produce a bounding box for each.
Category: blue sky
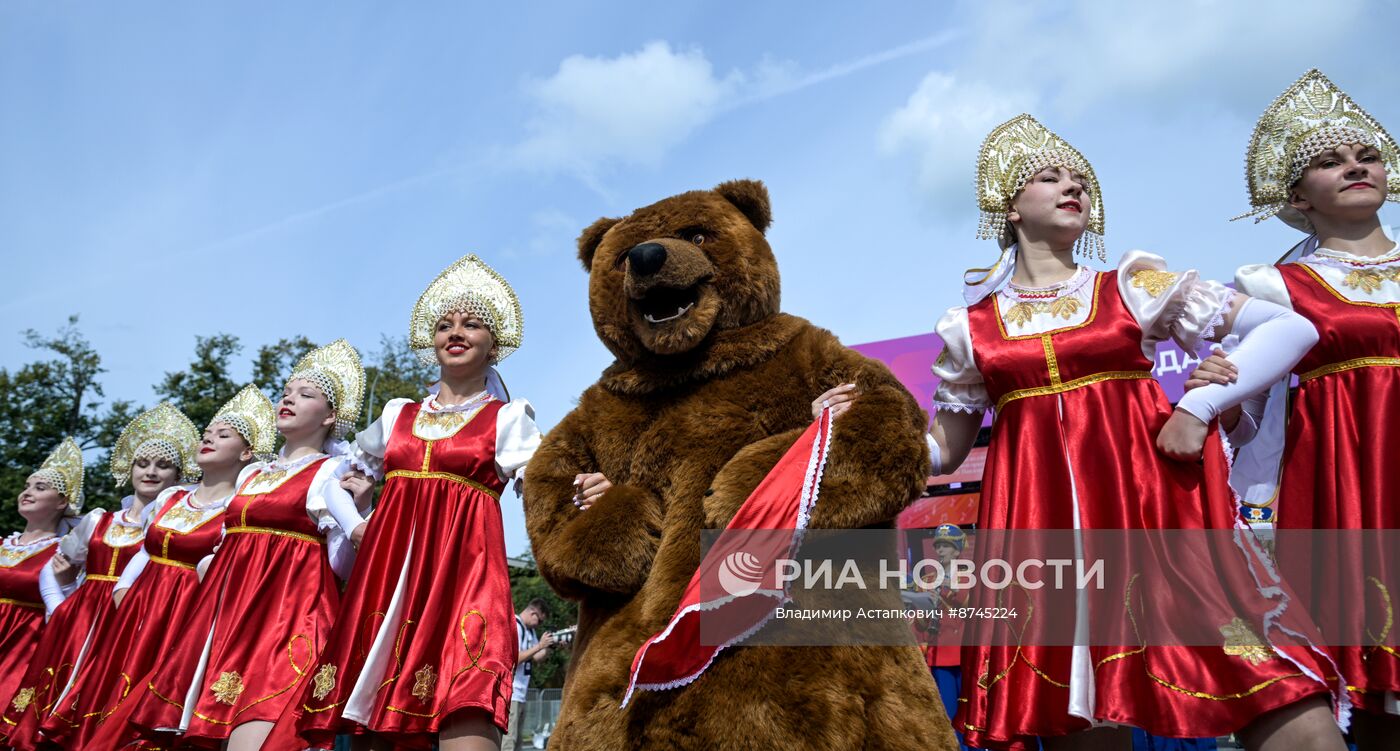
[3,1,1397,554]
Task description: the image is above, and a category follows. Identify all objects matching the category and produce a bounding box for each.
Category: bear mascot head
[523,179,958,750]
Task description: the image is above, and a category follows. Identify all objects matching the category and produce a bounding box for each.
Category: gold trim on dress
[1040,335,1062,386]
[384,470,501,500]
[223,526,325,545]
[86,574,121,583]
[1298,356,1400,382]
[150,556,197,571]
[0,597,44,610]
[995,371,1154,412]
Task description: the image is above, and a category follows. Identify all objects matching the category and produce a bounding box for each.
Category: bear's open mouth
[634,284,703,325]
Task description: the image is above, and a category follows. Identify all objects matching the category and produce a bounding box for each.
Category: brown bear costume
[522,180,959,750]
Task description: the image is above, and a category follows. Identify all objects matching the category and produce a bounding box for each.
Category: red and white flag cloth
[622,408,833,707]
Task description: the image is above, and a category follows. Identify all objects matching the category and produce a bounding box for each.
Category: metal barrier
[518,687,564,748]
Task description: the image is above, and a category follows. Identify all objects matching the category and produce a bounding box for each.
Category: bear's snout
[627,243,668,277]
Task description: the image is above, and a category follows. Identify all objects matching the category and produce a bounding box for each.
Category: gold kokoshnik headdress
[209,384,278,459]
[409,254,524,366]
[1236,68,1400,232]
[30,436,85,514]
[111,402,202,486]
[285,339,366,440]
[975,113,1105,260]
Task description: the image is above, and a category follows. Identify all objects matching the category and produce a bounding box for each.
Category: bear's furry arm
[522,404,661,600]
[798,329,930,529]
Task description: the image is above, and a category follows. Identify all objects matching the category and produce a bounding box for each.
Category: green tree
[0,316,135,531]
[156,333,243,430]
[361,335,438,429]
[251,336,316,402]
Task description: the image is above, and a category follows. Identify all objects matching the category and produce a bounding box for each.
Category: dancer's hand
[573,473,612,511]
[811,383,859,420]
[1157,409,1209,461]
[51,553,77,585]
[340,471,374,512]
[1184,348,1238,390]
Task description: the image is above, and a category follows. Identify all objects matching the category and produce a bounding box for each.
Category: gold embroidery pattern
[104,522,145,547]
[193,635,313,725]
[415,409,468,434]
[0,541,56,568]
[1220,618,1273,666]
[1130,269,1179,298]
[210,672,245,705]
[1340,268,1400,293]
[10,687,34,713]
[411,665,437,702]
[159,503,216,531]
[995,272,1107,341]
[311,664,337,701]
[1003,297,1083,328]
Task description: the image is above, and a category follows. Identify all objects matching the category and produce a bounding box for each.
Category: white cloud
[512,41,741,176]
[880,0,1373,212]
[511,33,963,180]
[877,73,1035,216]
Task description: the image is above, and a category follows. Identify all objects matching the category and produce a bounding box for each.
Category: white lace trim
[1199,287,1237,343]
[423,390,493,415]
[3,532,61,552]
[1003,265,1094,301]
[933,400,988,415]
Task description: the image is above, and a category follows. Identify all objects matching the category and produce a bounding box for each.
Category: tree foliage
[156,334,244,431]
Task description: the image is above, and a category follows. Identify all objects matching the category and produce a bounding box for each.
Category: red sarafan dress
[3,504,148,750]
[42,485,233,749]
[1235,246,1400,712]
[0,533,60,742]
[292,393,538,748]
[126,453,355,748]
[931,251,1342,750]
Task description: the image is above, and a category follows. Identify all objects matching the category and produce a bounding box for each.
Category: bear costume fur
[522,180,958,750]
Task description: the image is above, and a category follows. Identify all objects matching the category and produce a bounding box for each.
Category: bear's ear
[714,179,772,234]
[577,217,622,271]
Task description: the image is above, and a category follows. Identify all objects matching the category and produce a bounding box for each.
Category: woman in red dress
[910,115,1345,750]
[124,340,366,751]
[0,438,82,745]
[4,404,199,750]
[1188,69,1400,750]
[291,254,538,750]
[41,385,275,749]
